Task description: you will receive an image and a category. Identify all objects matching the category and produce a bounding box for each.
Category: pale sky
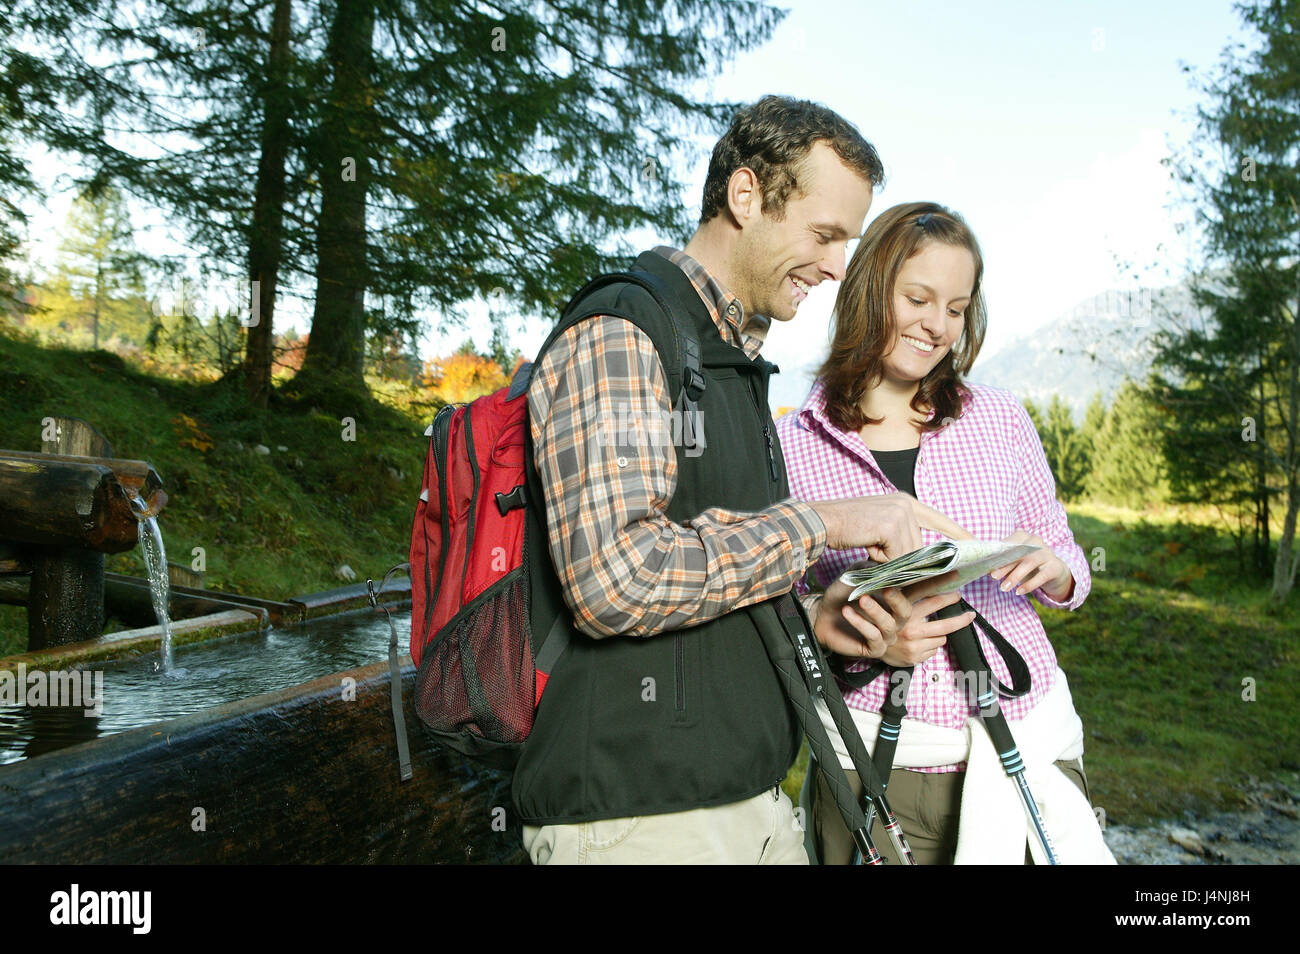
[18,0,1247,411]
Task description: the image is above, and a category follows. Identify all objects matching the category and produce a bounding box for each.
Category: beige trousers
[522,786,810,864]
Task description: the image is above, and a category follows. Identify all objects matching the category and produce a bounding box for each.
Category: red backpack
[406,269,704,769]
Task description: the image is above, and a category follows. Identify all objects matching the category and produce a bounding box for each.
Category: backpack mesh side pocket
[413,567,534,766]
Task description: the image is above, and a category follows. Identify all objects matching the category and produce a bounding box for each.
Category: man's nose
[822,244,848,283]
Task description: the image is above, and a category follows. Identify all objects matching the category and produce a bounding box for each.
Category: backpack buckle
[495,484,527,515]
[683,366,706,402]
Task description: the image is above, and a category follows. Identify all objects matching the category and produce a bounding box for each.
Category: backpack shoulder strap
[510,268,705,421]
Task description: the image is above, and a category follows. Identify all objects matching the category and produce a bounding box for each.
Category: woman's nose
[920,307,947,336]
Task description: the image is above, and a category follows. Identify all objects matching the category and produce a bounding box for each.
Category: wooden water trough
[0,654,527,864]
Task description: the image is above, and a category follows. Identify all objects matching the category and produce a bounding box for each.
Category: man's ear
[726,166,760,226]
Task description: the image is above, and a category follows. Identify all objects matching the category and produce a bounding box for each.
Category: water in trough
[0,607,411,765]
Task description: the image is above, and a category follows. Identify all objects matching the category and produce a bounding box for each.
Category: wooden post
[27,418,115,652]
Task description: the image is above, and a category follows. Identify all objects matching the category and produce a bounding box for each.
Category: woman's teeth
[902,335,935,353]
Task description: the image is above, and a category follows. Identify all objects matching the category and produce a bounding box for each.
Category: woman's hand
[812,570,912,659]
[988,531,1074,601]
[879,591,975,667]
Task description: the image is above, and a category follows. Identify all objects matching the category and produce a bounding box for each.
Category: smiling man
[516,95,925,864]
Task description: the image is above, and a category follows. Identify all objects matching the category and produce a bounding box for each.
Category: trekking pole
[760,594,919,864]
[935,601,1059,865]
[752,596,886,863]
[815,642,917,866]
[369,564,413,782]
[859,665,912,834]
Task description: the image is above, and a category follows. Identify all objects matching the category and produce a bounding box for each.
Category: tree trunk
[298,0,375,398]
[1271,256,1300,603]
[93,259,102,349]
[1257,356,1269,574]
[244,0,293,409]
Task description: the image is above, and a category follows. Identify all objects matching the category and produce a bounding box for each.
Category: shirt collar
[651,245,764,358]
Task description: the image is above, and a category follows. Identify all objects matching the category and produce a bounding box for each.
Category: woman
[776,201,1113,864]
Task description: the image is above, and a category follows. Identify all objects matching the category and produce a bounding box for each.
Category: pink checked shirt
[776,378,1091,770]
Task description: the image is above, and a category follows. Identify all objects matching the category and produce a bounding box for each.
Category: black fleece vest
[513,251,805,825]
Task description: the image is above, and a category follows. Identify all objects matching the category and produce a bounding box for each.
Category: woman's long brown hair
[816,201,987,433]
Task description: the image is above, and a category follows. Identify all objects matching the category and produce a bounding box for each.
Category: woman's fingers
[870,586,912,631]
[921,609,976,637]
[839,604,888,657]
[911,590,963,617]
[990,532,1038,580]
[848,594,901,646]
[997,554,1044,593]
[883,634,948,667]
[820,619,882,657]
[1014,567,1054,597]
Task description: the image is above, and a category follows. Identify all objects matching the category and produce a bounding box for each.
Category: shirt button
[616,456,628,468]
[726,303,739,316]
[930,672,941,684]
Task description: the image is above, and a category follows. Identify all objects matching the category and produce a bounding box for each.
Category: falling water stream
[128,493,176,673]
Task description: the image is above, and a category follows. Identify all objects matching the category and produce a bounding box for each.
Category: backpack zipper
[425,403,459,639]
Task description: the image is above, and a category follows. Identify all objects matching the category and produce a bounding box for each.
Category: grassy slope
[4,333,1295,826]
[0,331,439,656]
[1045,504,1297,824]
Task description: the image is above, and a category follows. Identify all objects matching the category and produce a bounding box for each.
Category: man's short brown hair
[699,95,884,225]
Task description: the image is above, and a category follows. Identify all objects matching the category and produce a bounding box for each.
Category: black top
[870,445,919,498]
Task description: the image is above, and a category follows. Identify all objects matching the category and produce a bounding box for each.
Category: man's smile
[790,274,813,304]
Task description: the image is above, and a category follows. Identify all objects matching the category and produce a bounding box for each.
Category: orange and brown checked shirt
[526,245,830,639]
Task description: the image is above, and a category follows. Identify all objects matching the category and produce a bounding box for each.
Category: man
[515,95,949,864]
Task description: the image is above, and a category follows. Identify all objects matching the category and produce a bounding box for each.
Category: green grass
[782,502,1298,827]
[0,329,441,657]
[1050,503,1297,824]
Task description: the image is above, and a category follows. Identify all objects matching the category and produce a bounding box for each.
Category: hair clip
[916,212,935,229]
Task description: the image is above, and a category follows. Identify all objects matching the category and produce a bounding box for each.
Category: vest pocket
[672,632,700,726]
[674,633,686,719]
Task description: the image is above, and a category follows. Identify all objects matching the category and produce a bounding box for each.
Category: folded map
[839,539,1040,601]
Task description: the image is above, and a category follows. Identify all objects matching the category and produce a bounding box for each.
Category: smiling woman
[818,202,988,439]
[776,201,1111,865]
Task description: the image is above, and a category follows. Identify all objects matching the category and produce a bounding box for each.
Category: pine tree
[8,0,786,410]
[1087,381,1171,509]
[1159,0,1300,600]
[51,184,152,349]
[292,0,785,399]
[1033,396,1091,503]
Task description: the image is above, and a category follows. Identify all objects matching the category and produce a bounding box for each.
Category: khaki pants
[522,786,810,864]
[812,758,1092,865]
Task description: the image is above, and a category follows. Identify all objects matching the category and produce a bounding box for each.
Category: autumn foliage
[422,345,511,403]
